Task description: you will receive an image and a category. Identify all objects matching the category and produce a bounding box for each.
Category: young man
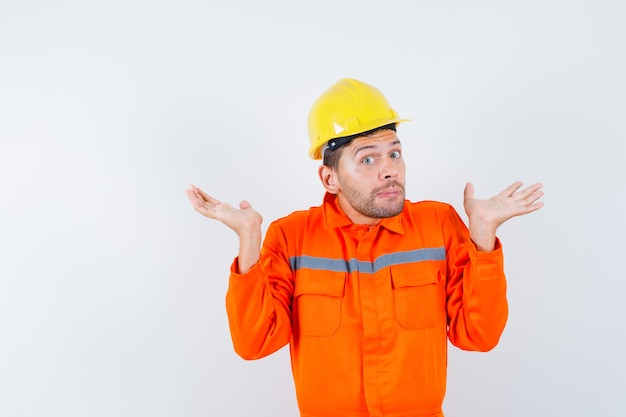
[186,78,544,417]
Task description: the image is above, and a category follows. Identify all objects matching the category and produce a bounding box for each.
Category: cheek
[336,163,364,184]
[338,160,361,176]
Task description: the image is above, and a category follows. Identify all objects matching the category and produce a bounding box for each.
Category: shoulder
[404,200,457,216]
[269,203,323,229]
[401,200,465,228]
[263,204,324,252]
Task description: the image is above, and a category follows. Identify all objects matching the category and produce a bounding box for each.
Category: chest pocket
[391,262,445,330]
[294,269,345,337]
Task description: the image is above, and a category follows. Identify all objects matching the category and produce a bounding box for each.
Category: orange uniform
[226,193,508,417]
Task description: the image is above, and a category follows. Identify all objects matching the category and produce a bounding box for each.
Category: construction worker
[186,78,544,417]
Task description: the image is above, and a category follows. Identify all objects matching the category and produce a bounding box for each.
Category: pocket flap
[391,262,440,288]
[295,269,346,297]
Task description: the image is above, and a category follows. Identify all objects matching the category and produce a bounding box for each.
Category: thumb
[463,182,475,202]
[239,200,252,211]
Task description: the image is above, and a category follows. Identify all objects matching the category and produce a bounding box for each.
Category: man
[186,78,544,417]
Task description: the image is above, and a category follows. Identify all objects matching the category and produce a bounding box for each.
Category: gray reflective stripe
[290,247,445,274]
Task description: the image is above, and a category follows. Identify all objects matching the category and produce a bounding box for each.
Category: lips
[377,188,401,196]
[375,185,404,198]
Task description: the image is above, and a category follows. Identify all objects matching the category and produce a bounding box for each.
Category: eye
[390,150,402,159]
[361,156,375,165]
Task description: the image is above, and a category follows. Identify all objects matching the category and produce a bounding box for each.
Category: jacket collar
[322,193,405,235]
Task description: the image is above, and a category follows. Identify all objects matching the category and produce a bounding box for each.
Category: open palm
[186,184,263,236]
[463,181,544,251]
[464,181,544,228]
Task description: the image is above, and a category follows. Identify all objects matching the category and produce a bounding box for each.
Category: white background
[1,1,625,416]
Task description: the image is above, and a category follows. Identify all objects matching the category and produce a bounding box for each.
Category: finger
[187,184,205,198]
[463,182,475,201]
[186,191,210,213]
[188,197,220,219]
[521,201,544,214]
[499,181,524,197]
[523,189,544,206]
[195,187,221,205]
[186,187,216,209]
[514,182,543,200]
[185,189,196,201]
[186,188,204,205]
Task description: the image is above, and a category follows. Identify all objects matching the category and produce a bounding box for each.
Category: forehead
[346,129,401,155]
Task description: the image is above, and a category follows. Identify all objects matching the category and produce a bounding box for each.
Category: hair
[322,123,397,170]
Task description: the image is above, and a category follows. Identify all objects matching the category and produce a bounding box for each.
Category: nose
[379,157,398,180]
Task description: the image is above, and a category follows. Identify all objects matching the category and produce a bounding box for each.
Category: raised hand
[463,181,544,251]
[186,185,263,236]
[186,184,263,273]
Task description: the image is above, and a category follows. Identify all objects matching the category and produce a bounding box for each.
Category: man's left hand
[463,181,544,251]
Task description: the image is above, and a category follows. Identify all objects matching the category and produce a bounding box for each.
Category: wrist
[469,223,497,252]
[237,228,262,274]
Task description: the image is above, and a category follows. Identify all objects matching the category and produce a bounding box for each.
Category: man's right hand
[186,184,263,235]
[186,184,262,273]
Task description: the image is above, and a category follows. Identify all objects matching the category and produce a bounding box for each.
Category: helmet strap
[327,136,354,152]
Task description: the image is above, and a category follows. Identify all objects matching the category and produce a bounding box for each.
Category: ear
[318,165,339,194]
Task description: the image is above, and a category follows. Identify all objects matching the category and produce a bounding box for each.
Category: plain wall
[1,1,625,416]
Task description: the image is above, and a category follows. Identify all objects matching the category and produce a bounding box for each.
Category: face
[325,129,406,225]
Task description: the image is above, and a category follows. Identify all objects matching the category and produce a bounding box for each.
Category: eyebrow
[352,140,402,157]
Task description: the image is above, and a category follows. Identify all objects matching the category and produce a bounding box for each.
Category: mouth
[376,186,404,198]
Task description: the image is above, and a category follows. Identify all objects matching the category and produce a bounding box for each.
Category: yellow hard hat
[307,78,409,160]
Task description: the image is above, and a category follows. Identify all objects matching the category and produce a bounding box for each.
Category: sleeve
[443,205,509,352]
[225,221,295,360]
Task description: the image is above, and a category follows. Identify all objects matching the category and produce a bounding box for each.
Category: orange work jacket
[226,193,508,417]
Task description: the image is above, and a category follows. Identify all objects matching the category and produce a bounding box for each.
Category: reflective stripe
[290,247,445,274]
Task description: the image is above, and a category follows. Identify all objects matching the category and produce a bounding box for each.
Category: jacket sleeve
[444,205,509,352]
[225,221,294,360]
